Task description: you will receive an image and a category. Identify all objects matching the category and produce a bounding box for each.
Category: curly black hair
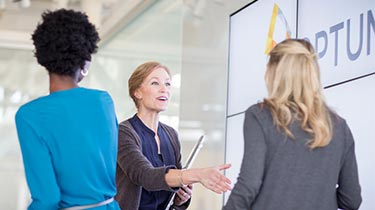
[32,9,100,76]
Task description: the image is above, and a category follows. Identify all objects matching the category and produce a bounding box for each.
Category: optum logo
[264,3,292,54]
[304,9,375,66]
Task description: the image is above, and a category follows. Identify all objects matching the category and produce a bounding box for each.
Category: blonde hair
[128,61,171,108]
[264,39,332,149]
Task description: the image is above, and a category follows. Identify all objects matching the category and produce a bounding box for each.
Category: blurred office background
[0,0,250,209]
[2,0,374,209]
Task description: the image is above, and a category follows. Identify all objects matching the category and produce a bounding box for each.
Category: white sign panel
[298,0,375,87]
[227,0,297,116]
[225,0,374,208]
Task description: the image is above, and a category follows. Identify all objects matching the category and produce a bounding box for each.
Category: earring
[81,68,89,76]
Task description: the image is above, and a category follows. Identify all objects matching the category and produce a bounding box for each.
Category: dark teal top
[15,87,120,210]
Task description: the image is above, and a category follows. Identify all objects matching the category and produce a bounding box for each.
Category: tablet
[164,135,205,210]
[183,135,205,169]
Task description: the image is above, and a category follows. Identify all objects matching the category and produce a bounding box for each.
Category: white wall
[225,0,375,208]
[298,1,375,207]
[324,74,375,210]
[227,0,297,116]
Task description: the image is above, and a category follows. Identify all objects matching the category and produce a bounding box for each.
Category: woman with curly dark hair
[15,9,120,209]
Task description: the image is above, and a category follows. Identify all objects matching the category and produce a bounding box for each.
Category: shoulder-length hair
[264,39,333,149]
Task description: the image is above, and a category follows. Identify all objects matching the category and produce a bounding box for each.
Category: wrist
[182,168,201,185]
[178,169,186,186]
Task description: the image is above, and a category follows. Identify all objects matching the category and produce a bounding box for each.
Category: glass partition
[0,0,183,208]
[0,0,255,209]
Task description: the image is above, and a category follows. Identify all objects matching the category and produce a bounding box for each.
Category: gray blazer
[115,119,190,210]
[224,104,361,210]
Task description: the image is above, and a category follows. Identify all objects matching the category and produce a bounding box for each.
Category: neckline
[49,87,83,95]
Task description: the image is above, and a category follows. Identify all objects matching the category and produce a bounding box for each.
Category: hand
[173,184,193,206]
[199,163,232,194]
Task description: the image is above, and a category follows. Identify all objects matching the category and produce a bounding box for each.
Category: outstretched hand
[199,163,232,194]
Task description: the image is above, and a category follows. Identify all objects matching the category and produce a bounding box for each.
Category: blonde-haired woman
[116,61,232,210]
[223,39,361,210]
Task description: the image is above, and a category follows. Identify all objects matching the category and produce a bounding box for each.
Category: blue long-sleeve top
[15,87,120,210]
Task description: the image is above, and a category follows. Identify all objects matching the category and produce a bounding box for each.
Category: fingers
[201,167,232,194]
[181,185,193,196]
[211,175,232,194]
[177,189,185,198]
[176,188,191,202]
[218,163,232,171]
[174,190,189,206]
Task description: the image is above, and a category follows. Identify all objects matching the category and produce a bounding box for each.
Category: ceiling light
[13,0,31,8]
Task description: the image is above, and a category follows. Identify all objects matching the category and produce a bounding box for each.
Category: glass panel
[179,0,255,209]
[0,0,183,209]
[0,48,43,209]
[91,0,183,125]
